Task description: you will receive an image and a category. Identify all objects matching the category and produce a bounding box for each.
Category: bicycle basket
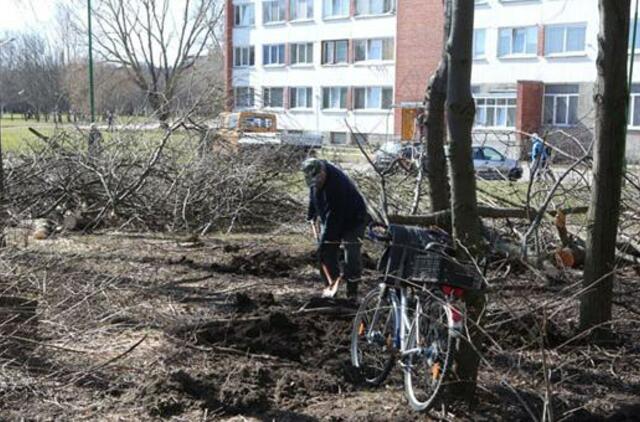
[409,252,483,291]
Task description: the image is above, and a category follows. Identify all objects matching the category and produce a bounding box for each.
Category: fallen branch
[389,206,588,226]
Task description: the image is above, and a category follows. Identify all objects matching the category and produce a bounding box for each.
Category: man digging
[302,158,368,300]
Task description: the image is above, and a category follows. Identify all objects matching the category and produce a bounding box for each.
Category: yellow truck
[215,111,322,148]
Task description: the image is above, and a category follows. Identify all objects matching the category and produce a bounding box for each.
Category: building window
[498,26,537,57]
[323,0,349,18]
[330,132,348,144]
[630,20,640,50]
[629,85,640,127]
[263,44,285,65]
[544,85,579,126]
[351,133,368,144]
[322,87,348,109]
[290,87,313,108]
[355,0,395,16]
[262,87,284,108]
[233,46,255,67]
[290,43,314,65]
[234,4,255,27]
[474,95,517,128]
[475,0,488,5]
[473,29,486,59]
[354,38,394,62]
[545,24,586,55]
[290,0,313,20]
[234,87,255,108]
[263,0,285,23]
[322,40,348,65]
[353,87,393,110]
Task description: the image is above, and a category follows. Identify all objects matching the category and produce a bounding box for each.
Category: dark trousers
[319,221,366,284]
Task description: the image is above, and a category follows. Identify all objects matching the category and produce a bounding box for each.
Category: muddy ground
[1,228,639,421]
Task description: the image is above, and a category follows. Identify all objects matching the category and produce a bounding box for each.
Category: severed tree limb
[390,205,588,226]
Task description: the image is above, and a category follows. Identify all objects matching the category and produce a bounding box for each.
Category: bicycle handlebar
[366,222,392,242]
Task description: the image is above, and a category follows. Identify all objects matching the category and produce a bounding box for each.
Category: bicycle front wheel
[350,285,398,386]
[403,294,453,411]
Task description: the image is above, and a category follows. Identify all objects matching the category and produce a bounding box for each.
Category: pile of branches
[3,126,303,233]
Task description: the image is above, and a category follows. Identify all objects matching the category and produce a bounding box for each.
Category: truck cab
[216,112,279,146]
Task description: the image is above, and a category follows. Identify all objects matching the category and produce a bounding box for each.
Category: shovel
[321,263,342,298]
[311,221,341,298]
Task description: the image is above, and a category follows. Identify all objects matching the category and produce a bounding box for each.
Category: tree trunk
[580,0,630,342]
[424,0,452,216]
[446,0,484,403]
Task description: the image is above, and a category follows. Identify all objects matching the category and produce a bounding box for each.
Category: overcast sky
[0,0,57,34]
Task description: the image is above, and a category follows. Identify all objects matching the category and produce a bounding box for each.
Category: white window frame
[262,0,286,24]
[629,91,640,128]
[322,87,348,110]
[290,43,314,65]
[322,0,349,18]
[290,87,313,109]
[234,3,255,27]
[543,86,580,127]
[355,0,395,16]
[498,26,538,57]
[233,46,255,67]
[474,94,517,129]
[473,28,486,59]
[322,40,348,65]
[262,87,284,108]
[353,38,394,62]
[544,23,587,56]
[629,19,640,52]
[475,0,488,5]
[290,0,314,21]
[353,86,393,110]
[234,87,255,108]
[263,44,285,66]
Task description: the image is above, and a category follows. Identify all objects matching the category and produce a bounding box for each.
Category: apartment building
[224,0,441,144]
[225,0,640,158]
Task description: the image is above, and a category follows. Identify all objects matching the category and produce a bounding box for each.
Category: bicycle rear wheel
[403,294,453,411]
[350,285,398,386]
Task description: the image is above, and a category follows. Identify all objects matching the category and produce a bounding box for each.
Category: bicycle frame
[364,283,460,360]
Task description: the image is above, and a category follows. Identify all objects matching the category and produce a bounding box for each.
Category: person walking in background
[530,133,552,181]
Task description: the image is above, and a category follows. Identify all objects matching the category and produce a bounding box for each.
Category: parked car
[472,145,522,181]
[373,141,424,174]
[373,141,522,181]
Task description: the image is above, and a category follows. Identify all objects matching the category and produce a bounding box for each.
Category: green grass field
[0,116,61,152]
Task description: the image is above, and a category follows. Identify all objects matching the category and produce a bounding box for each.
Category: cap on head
[301,158,325,187]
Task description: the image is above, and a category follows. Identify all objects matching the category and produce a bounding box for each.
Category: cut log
[553,210,586,268]
[31,219,53,240]
[390,206,588,226]
[63,210,96,231]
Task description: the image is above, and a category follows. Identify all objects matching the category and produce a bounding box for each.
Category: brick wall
[394,0,444,135]
[516,80,544,159]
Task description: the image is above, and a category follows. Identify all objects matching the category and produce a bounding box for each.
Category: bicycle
[350,223,483,412]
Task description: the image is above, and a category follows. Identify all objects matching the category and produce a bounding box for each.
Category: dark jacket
[307,162,368,242]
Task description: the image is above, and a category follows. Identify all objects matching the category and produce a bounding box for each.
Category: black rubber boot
[346,281,358,300]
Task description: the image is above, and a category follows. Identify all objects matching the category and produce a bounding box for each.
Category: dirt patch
[212,250,315,277]
[234,291,276,313]
[485,308,568,349]
[138,370,222,418]
[208,249,377,278]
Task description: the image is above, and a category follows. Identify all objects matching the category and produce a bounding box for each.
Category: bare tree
[423,0,452,216]
[90,0,222,122]
[579,1,630,342]
[445,0,485,403]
